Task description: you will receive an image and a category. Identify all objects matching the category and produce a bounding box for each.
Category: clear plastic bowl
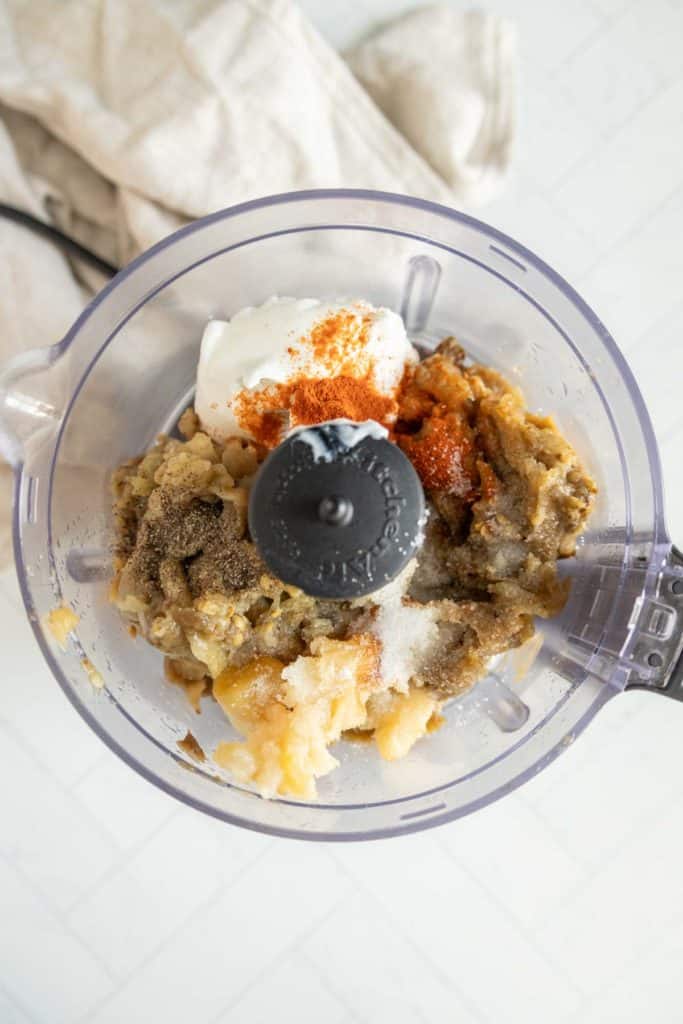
[1,189,678,840]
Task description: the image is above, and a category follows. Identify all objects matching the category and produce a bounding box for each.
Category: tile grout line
[524,750,683,883]
[293,887,426,1024]
[326,848,490,1024]
[563,905,683,1024]
[0,847,120,991]
[206,892,357,1024]
[546,7,615,73]
[575,178,683,285]
[518,790,683,997]
[0,719,134,860]
[72,839,275,1024]
[66,754,111,792]
[619,296,683,355]
[0,977,40,1024]
[297,947,365,1024]
[433,834,585,1009]
[553,76,683,198]
[61,802,179,919]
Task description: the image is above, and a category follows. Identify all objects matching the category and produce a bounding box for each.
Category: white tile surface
[622,302,683,441]
[579,917,683,1023]
[521,696,683,870]
[86,844,351,1024]
[660,430,683,531]
[537,798,683,999]
[0,590,105,788]
[499,0,603,72]
[0,727,117,913]
[588,0,634,20]
[0,856,114,1023]
[67,811,270,979]
[303,890,479,1024]
[0,987,32,1024]
[555,75,683,252]
[2,2,683,1023]
[576,183,683,347]
[71,748,177,852]
[332,837,582,1022]
[68,814,221,977]
[439,798,584,931]
[553,2,680,135]
[516,65,603,189]
[215,954,348,1024]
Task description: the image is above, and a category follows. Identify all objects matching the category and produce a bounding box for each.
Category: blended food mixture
[111,298,596,799]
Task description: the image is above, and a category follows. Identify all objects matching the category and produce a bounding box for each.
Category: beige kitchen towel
[348,6,517,205]
[0,0,516,566]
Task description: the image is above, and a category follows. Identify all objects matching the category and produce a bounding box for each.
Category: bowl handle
[625,545,683,701]
[0,342,63,466]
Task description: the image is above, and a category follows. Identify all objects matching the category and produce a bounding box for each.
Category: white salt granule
[369,561,439,690]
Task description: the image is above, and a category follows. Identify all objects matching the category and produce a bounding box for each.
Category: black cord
[0,202,119,278]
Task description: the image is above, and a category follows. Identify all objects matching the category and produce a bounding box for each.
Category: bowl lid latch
[625,545,683,701]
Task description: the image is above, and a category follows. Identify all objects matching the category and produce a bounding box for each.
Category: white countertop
[2,1,683,1022]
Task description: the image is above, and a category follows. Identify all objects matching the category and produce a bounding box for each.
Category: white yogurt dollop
[195,296,417,442]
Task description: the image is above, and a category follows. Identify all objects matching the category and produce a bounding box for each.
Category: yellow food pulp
[213,639,378,799]
[213,656,285,734]
[211,639,442,799]
[370,688,442,761]
[81,658,104,690]
[45,605,80,651]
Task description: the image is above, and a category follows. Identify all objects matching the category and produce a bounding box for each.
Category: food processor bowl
[1,190,681,840]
